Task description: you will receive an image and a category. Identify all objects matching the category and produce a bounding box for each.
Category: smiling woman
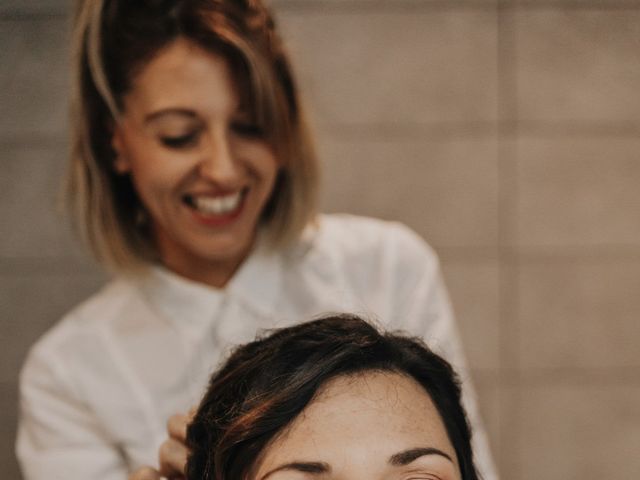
[67,0,317,287]
[186,315,479,480]
[16,1,496,479]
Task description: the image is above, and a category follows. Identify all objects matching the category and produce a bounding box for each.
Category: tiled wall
[2,1,639,478]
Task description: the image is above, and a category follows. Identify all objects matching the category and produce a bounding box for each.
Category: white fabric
[17,214,498,479]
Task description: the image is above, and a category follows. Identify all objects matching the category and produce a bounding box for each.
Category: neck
[158,246,251,289]
[165,258,243,288]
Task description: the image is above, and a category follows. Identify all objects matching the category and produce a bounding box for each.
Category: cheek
[127,159,183,211]
[241,143,279,176]
[129,146,193,186]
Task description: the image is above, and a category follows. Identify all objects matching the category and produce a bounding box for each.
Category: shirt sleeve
[16,345,129,480]
[390,228,499,480]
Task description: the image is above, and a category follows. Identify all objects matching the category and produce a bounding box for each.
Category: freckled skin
[112,39,279,288]
[253,372,462,480]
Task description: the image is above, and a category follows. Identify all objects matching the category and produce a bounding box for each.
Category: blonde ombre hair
[67,0,319,271]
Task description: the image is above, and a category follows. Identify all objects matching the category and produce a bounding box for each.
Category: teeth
[192,192,242,215]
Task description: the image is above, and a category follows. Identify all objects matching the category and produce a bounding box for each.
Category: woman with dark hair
[181,314,479,480]
[17,0,496,479]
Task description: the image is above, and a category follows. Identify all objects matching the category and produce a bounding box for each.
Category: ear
[111,126,131,174]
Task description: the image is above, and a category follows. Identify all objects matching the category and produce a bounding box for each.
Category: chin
[196,235,253,264]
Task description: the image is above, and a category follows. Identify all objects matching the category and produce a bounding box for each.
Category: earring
[114,154,130,174]
[135,206,149,227]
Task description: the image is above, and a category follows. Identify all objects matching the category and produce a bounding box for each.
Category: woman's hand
[128,466,162,480]
[157,411,192,478]
[128,409,194,480]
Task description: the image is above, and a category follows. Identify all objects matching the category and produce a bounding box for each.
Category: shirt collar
[135,238,284,331]
[226,238,283,317]
[136,265,224,333]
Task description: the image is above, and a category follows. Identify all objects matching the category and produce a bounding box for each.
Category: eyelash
[160,132,199,149]
[231,121,264,138]
[403,476,441,480]
[159,121,264,150]
[402,473,442,480]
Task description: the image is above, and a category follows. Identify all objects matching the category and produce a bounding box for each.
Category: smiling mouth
[184,189,247,217]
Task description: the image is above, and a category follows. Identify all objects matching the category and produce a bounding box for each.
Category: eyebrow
[144,108,198,123]
[260,447,453,480]
[389,447,454,466]
[260,461,330,480]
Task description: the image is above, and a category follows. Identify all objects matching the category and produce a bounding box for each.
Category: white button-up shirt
[17,214,497,479]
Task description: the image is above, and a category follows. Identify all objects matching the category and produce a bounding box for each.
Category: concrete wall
[2,1,640,478]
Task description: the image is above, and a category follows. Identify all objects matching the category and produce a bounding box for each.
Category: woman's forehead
[262,371,456,460]
[124,38,252,117]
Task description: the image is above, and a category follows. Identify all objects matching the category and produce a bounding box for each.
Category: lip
[187,189,243,198]
[184,189,247,227]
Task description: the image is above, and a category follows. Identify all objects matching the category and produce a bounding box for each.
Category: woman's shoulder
[312,213,437,264]
[23,277,137,365]
[294,214,440,292]
[286,215,444,324]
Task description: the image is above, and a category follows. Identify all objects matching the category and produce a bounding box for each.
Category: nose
[198,129,240,186]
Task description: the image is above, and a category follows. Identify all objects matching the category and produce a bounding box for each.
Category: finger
[188,405,197,419]
[167,412,190,441]
[158,437,189,477]
[128,466,162,480]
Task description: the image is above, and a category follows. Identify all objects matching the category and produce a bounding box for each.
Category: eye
[402,475,443,480]
[231,120,264,138]
[160,131,199,149]
[400,469,445,480]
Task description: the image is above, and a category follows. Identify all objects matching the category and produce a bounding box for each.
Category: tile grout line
[496,2,523,479]
[511,0,640,11]
[0,10,68,21]
[4,121,640,147]
[273,0,498,14]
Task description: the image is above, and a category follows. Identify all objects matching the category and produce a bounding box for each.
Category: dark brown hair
[68,0,319,270]
[186,314,479,480]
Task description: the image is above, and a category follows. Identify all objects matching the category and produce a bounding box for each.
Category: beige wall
[2,1,640,478]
